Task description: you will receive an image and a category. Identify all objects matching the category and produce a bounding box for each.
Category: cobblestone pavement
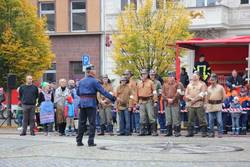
[0,129,250,167]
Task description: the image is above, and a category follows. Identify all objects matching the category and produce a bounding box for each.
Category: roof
[176,36,250,49]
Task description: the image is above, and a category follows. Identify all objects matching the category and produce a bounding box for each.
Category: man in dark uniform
[76,65,116,147]
[193,54,211,84]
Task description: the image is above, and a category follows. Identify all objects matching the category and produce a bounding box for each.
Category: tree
[113,0,192,77]
[0,0,54,88]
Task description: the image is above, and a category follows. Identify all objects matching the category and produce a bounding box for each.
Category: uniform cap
[86,64,95,70]
[149,69,156,75]
[103,74,109,79]
[124,70,132,75]
[193,71,201,76]
[210,73,217,81]
[120,76,128,81]
[167,71,176,77]
[141,69,148,74]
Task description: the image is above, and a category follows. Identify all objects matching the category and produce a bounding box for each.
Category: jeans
[158,113,166,131]
[96,111,101,132]
[132,112,140,132]
[17,110,23,127]
[181,112,188,122]
[231,114,240,133]
[240,113,248,131]
[208,111,223,134]
[118,109,131,134]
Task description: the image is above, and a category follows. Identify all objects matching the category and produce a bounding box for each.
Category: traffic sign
[82,54,90,72]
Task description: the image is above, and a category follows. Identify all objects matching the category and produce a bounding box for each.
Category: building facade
[29,0,250,82]
[29,0,102,83]
[104,0,250,78]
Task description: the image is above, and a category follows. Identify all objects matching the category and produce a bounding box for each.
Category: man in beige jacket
[185,71,208,137]
[206,73,226,138]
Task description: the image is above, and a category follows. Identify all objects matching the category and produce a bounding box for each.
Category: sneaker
[44,132,48,136]
[17,127,23,131]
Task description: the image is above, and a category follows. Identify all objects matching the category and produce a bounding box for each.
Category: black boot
[98,125,105,136]
[241,128,247,135]
[146,124,151,136]
[108,124,114,136]
[165,125,173,136]
[174,125,181,137]
[201,126,207,137]
[138,124,146,136]
[151,123,158,136]
[186,126,194,137]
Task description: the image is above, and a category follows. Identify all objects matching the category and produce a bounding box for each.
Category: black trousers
[22,105,36,134]
[76,107,96,144]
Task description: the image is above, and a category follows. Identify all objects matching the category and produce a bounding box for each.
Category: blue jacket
[77,75,115,108]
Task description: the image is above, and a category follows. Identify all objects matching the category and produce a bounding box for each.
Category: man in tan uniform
[206,73,226,138]
[185,71,208,137]
[97,75,114,135]
[137,69,158,136]
[162,72,185,137]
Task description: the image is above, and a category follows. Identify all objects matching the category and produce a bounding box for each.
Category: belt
[208,100,222,104]
[138,96,152,101]
[80,95,96,98]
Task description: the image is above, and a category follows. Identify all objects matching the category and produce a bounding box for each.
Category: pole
[7,88,12,126]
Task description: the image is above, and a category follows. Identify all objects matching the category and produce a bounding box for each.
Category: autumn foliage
[113,0,192,77]
[0,0,54,88]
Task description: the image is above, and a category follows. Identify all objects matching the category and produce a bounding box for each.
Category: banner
[40,101,54,124]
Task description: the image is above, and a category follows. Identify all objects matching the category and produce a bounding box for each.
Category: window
[71,0,86,32]
[241,0,249,4]
[121,0,137,10]
[207,0,216,6]
[196,0,205,7]
[69,62,85,80]
[43,63,56,83]
[39,2,55,32]
[196,0,216,7]
[71,62,84,74]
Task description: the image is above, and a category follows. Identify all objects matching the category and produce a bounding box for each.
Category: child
[158,90,166,134]
[38,82,54,136]
[64,95,76,136]
[239,86,250,135]
[230,96,243,135]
